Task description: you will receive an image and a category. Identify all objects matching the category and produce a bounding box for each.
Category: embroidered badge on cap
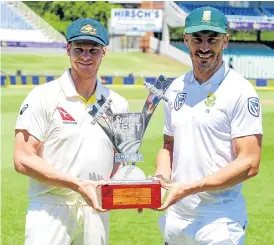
[202,11,211,22]
[248,97,260,117]
[81,24,97,35]
[174,93,187,111]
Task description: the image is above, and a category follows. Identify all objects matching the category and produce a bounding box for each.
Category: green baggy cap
[66,18,109,46]
[185,6,227,34]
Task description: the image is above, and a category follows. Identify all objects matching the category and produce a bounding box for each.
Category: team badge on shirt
[248,97,260,117]
[174,92,187,111]
[205,93,216,107]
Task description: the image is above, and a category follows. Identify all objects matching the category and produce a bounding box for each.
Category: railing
[9,1,66,43]
[227,15,274,23]
[150,36,192,67]
[164,1,187,27]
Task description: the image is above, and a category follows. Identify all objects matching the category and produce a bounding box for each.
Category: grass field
[1,87,274,245]
[1,52,191,78]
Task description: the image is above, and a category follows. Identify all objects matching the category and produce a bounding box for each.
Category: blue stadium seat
[20,76,27,85]
[32,76,39,85]
[145,77,157,84]
[46,76,55,83]
[9,76,17,85]
[171,42,274,56]
[262,8,274,17]
[0,3,33,29]
[123,77,135,85]
[175,2,262,16]
[103,76,113,85]
[256,79,267,86]
[1,75,6,86]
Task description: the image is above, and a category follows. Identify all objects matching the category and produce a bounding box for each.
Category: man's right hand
[152,174,172,205]
[76,179,108,212]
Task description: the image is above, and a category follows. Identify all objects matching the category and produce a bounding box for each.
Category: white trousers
[159,213,247,245]
[25,199,109,245]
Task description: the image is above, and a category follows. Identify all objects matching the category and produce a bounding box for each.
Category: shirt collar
[59,69,106,103]
[189,62,229,85]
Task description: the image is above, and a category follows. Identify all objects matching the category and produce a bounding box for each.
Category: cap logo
[202,11,211,22]
[80,24,97,35]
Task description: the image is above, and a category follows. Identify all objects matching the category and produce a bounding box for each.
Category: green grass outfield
[1,87,274,245]
[1,52,191,78]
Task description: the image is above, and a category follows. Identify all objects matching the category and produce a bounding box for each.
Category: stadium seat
[171,41,274,79]
[0,3,33,29]
[175,2,263,16]
[104,76,113,85]
[46,76,55,83]
[262,8,274,17]
[1,29,53,43]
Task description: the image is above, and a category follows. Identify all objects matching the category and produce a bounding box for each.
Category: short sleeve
[231,88,263,138]
[15,89,48,142]
[124,100,129,113]
[163,99,173,136]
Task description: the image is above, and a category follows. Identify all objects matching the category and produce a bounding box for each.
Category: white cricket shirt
[163,63,263,222]
[16,69,129,198]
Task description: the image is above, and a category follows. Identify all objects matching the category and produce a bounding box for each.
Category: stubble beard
[192,52,223,76]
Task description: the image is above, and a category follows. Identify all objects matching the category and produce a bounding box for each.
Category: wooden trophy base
[101,180,161,209]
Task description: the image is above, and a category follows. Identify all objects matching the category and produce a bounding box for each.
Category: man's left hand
[156,181,192,211]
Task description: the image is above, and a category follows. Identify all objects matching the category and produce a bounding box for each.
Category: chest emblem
[205,93,216,107]
[174,92,187,111]
[57,107,77,124]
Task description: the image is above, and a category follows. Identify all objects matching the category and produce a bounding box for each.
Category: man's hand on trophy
[155,181,193,211]
[76,179,108,212]
[151,174,171,184]
[149,174,170,205]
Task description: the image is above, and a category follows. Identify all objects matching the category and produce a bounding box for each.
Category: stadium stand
[164,2,274,80]
[262,7,274,17]
[172,42,274,56]
[0,2,65,46]
[1,3,32,29]
[2,74,273,87]
[1,1,273,86]
[176,3,263,16]
[0,75,167,87]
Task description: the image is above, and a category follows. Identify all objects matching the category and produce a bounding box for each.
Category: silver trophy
[89,75,173,209]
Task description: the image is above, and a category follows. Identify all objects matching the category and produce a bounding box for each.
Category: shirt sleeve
[15,88,48,142]
[231,87,263,138]
[124,100,129,113]
[163,91,173,136]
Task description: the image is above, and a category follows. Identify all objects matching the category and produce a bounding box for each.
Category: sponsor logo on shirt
[248,97,260,117]
[20,104,28,115]
[174,92,187,111]
[57,107,77,124]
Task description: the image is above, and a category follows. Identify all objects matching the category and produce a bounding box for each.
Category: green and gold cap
[66,18,109,46]
[185,6,227,34]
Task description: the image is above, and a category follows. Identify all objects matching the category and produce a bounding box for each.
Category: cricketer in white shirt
[15,69,128,245]
[158,62,263,245]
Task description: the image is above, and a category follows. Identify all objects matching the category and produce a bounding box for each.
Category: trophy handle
[142,75,172,134]
[89,96,120,153]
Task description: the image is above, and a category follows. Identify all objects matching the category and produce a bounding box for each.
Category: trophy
[89,75,172,209]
